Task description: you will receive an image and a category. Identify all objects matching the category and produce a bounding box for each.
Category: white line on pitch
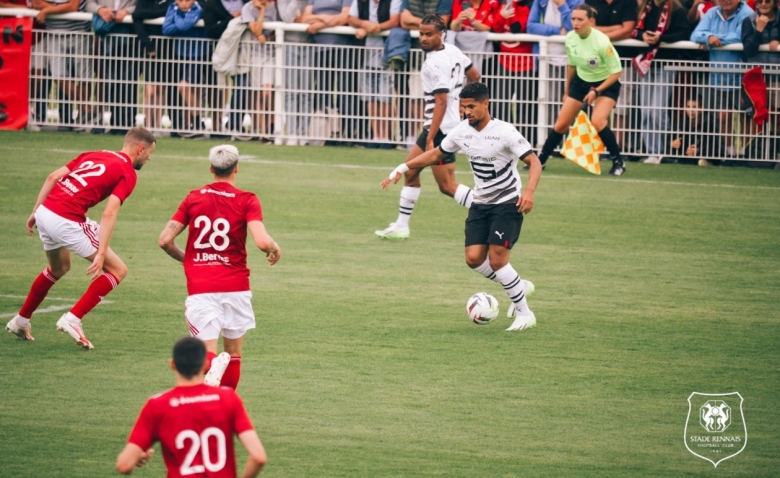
[1,145,778,191]
[0,294,114,304]
[0,304,72,319]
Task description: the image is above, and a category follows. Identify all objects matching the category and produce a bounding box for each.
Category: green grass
[0,131,778,477]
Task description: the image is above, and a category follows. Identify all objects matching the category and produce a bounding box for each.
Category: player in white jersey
[375,14,481,240]
[382,82,543,331]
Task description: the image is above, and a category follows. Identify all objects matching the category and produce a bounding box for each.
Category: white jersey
[440,119,533,205]
[421,43,473,134]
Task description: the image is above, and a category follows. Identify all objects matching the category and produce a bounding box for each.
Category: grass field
[0,131,778,477]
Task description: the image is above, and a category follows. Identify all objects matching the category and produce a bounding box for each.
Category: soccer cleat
[506,310,537,332]
[609,159,626,176]
[642,155,663,164]
[374,223,410,240]
[6,316,34,341]
[507,280,535,318]
[205,352,231,386]
[56,314,94,350]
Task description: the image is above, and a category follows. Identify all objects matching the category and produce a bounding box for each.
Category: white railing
[3,8,779,162]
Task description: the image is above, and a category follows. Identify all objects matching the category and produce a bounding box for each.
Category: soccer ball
[467,292,499,325]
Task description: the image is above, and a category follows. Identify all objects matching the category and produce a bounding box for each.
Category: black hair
[573,4,597,18]
[421,14,447,32]
[172,336,207,379]
[459,82,490,101]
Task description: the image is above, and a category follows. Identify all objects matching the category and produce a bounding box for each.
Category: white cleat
[374,222,410,240]
[6,316,34,341]
[56,314,94,350]
[506,310,537,332]
[205,352,231,386]
[507,280,535,318]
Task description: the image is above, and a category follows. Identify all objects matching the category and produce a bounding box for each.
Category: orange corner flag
[561,111,604,175]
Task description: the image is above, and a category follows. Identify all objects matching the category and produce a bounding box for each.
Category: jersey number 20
[176,427,227,475]
[193,215,230,252]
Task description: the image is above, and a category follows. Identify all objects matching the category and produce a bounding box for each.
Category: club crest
[684,392,747,467]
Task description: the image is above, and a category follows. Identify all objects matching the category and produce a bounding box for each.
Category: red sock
[206,351,218,372]
[19,268,60,319]
[69,272,120,319]
[220,356,241,390]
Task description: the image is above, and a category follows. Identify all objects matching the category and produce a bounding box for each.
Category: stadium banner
[0,16,33,130]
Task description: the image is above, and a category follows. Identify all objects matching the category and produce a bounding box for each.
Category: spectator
[686,0,716,26]
[397,0,453,148]
[631,0,690,164]
[669,95,721,164]
[203,0,247,134]
[586,0,638,153]
[133,0,173,130]
[691,0,753,154]
[243,0,277,139]
[301,0,352,144]
[277,0,312,145]
[87,0,139,132]
[491,0,537,144]
[528,0,583,142]
[742,0,779,162]
[33,0,94,128]
[349,0,402,148]
[163,0,207,134]
[451,0,499,31]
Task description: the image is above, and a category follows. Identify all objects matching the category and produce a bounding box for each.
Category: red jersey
[128,384,254,478]
[172,182,263,296]
[42,151,138,223]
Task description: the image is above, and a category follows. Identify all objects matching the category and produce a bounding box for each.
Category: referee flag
[561,111,604,175]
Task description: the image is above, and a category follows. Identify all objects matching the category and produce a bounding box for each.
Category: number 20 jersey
[172,182,264,296]
[43,151,138,223]
[128,384,254,478]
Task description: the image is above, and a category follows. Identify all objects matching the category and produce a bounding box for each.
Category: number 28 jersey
[172,182,263,296]
[42,151,138,223]
[128,384,254,478]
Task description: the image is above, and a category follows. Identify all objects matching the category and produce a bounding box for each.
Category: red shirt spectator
[492,0,534,72]
[451,0,500,31]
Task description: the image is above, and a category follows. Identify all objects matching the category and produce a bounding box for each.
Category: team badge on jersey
[606,45,615,57]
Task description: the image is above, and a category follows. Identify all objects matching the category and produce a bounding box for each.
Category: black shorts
[465,201,524,250]
[569,74,621,103]
[416,128,456,165]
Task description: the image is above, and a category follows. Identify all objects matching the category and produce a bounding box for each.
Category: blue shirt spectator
[527,0,583,64]
[163,0,206,58]
[691,0,754,87]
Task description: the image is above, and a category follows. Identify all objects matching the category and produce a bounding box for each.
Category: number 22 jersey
[172,182,264,295]
[42,151,138,223]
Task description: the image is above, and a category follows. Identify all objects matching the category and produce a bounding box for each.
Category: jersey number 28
[176,427,227,475]
[193,215,230,252]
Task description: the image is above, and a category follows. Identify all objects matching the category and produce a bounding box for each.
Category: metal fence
[5,9,780,163]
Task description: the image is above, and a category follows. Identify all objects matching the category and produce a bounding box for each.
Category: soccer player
[116,336,267,477]
[375,14,481,240]
[158,145,281,389]
[5,127,156,349]
[382,82,542,331]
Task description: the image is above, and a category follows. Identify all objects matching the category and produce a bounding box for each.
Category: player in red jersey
[158,145,281,389]
[116,336,267,477]
[5,127,156,350]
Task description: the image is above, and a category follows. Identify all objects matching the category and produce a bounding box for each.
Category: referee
[537,4,626,176]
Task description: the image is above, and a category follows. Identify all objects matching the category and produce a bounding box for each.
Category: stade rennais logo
[684,392,747,467]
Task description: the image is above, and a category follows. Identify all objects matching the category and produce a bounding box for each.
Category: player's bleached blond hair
[209,145,239,175]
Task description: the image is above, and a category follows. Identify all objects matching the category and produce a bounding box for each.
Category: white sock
[472,258,498,282]
[493,263,529,313]
[395,186,420,227]
[454,184,473,208]
[15,315,31,327]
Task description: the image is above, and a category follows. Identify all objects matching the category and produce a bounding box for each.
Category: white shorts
[184,291,255,341]
[251,45,275,89]
[35,205,99,258]
[48,33,94,81]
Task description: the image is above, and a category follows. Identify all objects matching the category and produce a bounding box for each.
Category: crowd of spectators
[2,0,779,162]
